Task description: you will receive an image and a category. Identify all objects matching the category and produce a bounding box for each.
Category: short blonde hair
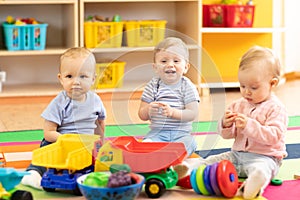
[239,46,281,80]
[59,47,96,72]
[154,37,189,62]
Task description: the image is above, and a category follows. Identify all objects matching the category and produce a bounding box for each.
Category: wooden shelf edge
[0,0,76,5]
[0,48,69,56]
[201,27,286,33]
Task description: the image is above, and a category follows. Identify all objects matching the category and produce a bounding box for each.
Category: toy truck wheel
[43,187,56,192]
[11,190,33,200]
[73,186,82,196]
[145,179,166,198]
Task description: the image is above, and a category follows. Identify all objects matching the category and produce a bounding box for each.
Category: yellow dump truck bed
[32,134,99,171]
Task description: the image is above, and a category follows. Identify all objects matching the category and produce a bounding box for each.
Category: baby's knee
[249,169,269,184]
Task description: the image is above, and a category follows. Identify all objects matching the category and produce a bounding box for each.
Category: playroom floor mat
[17,184,267,200]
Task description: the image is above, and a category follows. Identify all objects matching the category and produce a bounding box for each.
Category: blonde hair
[59,47,96,72]
[239,46,281,80]
[154,37,189,62]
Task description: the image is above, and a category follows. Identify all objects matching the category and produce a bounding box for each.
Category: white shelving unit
[0,0,78,97]
[0,0,285,97]
[200,0,285,89]
[79,0,201,94]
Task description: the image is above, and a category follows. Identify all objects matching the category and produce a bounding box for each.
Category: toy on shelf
[189,160,238,198]
[3,15,48,51]
[84,14,124,48]
[95,136,187,198]
[0,168,33,200]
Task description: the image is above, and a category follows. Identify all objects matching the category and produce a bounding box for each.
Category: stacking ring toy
[190,169,201,194]
[203,165,215,195]
[209,162,222,196]
[190,160,238,198]
[217,160,238,198]
[196,165,210,195]
[271,178,282,186]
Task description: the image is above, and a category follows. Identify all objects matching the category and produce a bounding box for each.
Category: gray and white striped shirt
[141,76,200,131]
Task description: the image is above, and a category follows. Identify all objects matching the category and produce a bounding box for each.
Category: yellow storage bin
[84,21,123,48]
[94,61,125,89]
[124,20,167,47]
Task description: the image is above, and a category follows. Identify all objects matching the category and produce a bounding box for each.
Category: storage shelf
[89,44,199,53]
[200,0,285,89]
[83,0,197,2]
[0,82,144,98]
[201,27,286,33]
[0,48,68,56]
[0,83,61,97]
[0,45,198,56]
[0,0,76,5]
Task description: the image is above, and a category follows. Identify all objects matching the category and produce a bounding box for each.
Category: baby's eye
[66,75,72,78]
[80,75,87,79]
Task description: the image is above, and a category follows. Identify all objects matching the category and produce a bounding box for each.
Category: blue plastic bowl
[77,173,145,200]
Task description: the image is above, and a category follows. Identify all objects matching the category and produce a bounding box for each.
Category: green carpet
[0,116,299,143]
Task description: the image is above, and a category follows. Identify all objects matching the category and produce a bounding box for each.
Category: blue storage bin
[2,23,48,51]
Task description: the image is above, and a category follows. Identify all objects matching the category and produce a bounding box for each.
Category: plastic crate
[226,5,255,27]
[203,4,226,27]
[84,21,123,48]
[94,61,125,89]
[203,4,255,27]
[124,20,167,47]
[3,23,48,51]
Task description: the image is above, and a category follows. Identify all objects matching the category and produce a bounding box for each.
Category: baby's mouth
[165,70,176,74]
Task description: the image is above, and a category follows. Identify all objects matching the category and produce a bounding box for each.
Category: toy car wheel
[145,178,166,198]
[43,187,56,192]
[11,190,33,200]
[73,186,82,196]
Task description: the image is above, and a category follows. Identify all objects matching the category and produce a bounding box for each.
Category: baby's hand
[222,110,237,128]
[235,113,247,129]
[157,102,173,118]
[150,102,173,118]
[149,102,161,117]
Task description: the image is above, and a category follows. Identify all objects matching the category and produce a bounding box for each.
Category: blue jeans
[26,138,52,176]
[143,129,197,156]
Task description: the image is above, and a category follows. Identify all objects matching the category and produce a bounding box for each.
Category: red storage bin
[226,5,255,27]
[203,4,255,27]
[203,4,226,27]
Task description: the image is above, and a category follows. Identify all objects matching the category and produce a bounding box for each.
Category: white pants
[204,151,281,199]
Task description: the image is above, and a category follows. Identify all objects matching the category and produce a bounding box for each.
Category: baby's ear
[183,63,190,74]
[152,63,159,73]
[270,77,279,87]
[57,73,63,85]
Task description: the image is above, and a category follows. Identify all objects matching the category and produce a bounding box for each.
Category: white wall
[284,0,300,72]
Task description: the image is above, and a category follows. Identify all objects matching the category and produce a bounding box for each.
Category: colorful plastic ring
[196,165,210,195]
[217,160,239,198]
[209,162,222,196]
[271,179,283,186]
[203,165,215,195]
[190,169,201,194]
